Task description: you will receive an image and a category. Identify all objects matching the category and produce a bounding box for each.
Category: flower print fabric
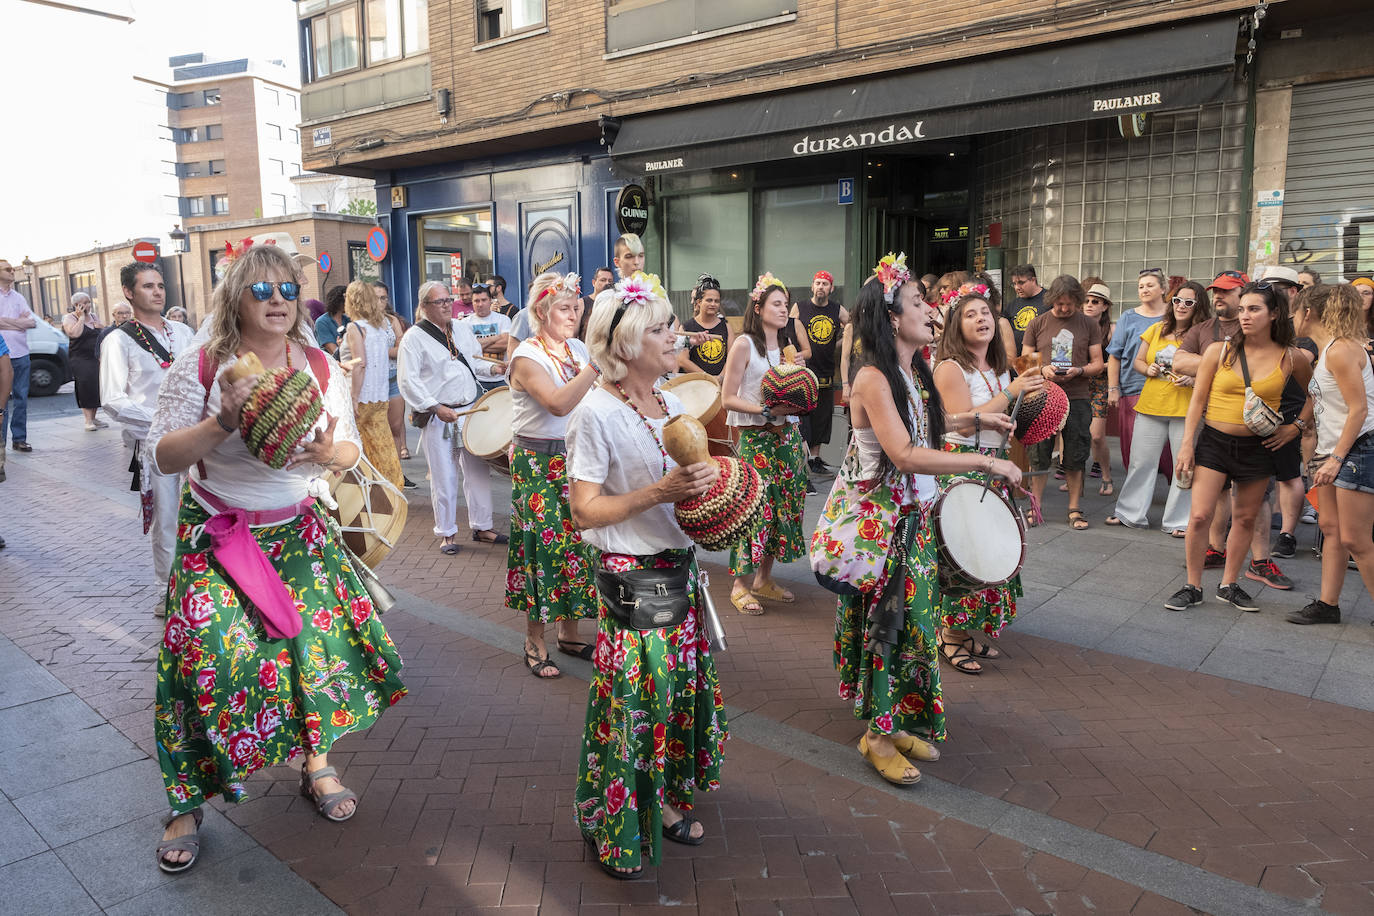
[936,442,1021,637]
[505,446,598,623]
[729,425,807,576]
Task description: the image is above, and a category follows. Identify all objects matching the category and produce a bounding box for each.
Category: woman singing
[568,271,728,879]
[720,273,809,615]
[1170,282,1306,613]
[147,244,405,872]
[837,256,1020,785]
[506,271,601,677]
[933,283,1042,674]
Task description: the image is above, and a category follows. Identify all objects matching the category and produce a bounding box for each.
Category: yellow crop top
[1207,347,1285,426]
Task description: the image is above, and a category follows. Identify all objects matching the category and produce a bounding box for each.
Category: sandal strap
[162,807,203,829]
[157,835,201,857]
[305,765,338,783]
[313,787,358,818]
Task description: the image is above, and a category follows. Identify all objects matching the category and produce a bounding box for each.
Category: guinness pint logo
[616,184,650,235]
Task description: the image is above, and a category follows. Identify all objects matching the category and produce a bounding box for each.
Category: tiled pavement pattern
[0,399,1370,913]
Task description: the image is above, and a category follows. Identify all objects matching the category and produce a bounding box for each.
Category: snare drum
[326,454,409,569]
[661,372,732,458]
[932,479,1027,596]
[460,386,513,475]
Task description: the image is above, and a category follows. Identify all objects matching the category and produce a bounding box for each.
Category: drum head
[936,480,1023,584]
[462,386,514,460]
[329,461,409,568]
[661,373,721,425]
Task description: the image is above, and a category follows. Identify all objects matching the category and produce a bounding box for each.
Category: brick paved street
[2,396,1372,914]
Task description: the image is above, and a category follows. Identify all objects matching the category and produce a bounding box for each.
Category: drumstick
[449,404,490,419]
[981,387,1027,502]
[474,354,506,365]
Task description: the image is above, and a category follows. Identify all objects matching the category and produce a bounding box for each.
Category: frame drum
[326,454,409,569]
[461,386,513,475]
[661,372,732,458]
[932,479,1027,595]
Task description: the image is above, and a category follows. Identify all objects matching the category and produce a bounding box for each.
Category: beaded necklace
[901,369,931,447]
[978,366,1004,397]
[536,334,582,383]
[129,319,175,369]
[611,379,669,478]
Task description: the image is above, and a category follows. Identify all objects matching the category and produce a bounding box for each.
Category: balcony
[301,60,430,124]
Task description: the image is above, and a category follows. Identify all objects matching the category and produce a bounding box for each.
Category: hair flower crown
[613,271,668,307]
[558,272,581,297]
[942,281,991,307]
[871,252,911,304]
[750,272,787,304]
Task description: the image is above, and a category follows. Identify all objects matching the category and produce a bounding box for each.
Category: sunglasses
[1171,296,1197,307]
[1218,270,1247,280]
[471,283,490,294]
[1086,296,1108,305]
[249,281,299,301]
[1138,267,1165,277]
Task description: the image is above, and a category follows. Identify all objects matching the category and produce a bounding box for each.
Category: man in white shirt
[463,283,512,391]
[101,262,195,607]
[0,259,37,451]
[398,282,508,554]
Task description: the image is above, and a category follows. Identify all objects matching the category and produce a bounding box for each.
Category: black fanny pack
[595,553,693,630]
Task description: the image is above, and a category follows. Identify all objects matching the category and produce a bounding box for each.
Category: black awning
[611,16,1239,176]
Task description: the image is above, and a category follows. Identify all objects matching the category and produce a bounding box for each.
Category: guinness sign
[615,184,650,236]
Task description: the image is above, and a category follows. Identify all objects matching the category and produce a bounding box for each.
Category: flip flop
[1099,480,1115,497]
[440,541,461,555]
[753,581,795,603]
[472,530,509,545]
[1170,528,1187,538]
[557,640,595,661]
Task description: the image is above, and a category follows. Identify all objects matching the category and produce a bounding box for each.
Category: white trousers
[420,420,494,536]
[1113,412,1191,531]
[141,447,182,587]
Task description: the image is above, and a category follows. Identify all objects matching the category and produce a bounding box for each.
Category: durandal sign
[616,184,650,235]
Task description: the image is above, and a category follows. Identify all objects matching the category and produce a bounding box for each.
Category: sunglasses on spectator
[1218,270,1246,280]
[249,281,300,301]
[1138,268,1165,277]
[471,283,490,293]
[1086,296,1108,305]
[1171,296,1197,307]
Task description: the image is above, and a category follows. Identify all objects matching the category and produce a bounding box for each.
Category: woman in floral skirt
[147,244,405,873]
[831,256,1021,786]
[568,272,727,879]
[933,284,1043,674]
[506,271,601,678]
[719,273,810,615]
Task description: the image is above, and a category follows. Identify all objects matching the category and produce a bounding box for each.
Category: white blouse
[568,386,693,556]
[351,319,392,404]
[100,319,197,446]
[511,337,590,440]
[940,360,1011,448]
[147,344,361,511]
[725,340,800,427]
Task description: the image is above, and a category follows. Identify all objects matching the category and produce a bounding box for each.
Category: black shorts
[1272,438,1302,482]
[801,386,836,448]
[1028,398,1092,472]
[1194,425,1280,482]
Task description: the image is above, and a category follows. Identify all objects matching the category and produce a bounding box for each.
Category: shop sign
[313,127,332,148]
[792,121,926,156]
[838,179,854,205]
[615,185,650,235]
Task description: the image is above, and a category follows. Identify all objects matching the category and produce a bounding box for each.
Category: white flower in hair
[558,273,581,296]
[614,274,654,306]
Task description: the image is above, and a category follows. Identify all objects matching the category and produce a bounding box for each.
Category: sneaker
[1164,584,1203,611]
[402,476,418,490]
[808,457,832,475]
[1272,532,1297,559]
[1285,599,1340,625]
[1216,583,1260,612]
[1203,546,1226,569]
[1300,505,1318,525]
[805,478,818,495]
[1246,559,1293,590]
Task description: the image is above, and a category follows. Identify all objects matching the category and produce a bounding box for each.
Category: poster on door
[449,252,464,289]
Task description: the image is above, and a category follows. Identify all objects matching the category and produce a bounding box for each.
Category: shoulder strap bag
[1236,344,1283,437]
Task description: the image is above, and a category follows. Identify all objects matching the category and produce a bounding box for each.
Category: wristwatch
[1293,418,1308,431]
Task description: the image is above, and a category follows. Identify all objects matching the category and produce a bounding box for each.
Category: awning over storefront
[610,16,1239,176]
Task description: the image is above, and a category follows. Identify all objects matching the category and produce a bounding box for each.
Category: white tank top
[726,340,800,427]
[851,371,937,505]
[511,337,590,439]
[1311,339,1374,454]
[939,360,1010,448]
[355,318,391,404]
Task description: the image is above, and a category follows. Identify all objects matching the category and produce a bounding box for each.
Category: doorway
[862,148,973,278]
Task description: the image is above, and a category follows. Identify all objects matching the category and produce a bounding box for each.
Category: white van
[25,321,71,396]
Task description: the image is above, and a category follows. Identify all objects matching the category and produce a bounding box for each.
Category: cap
[1208,270,1250,291]
[1257,265,1300,286]
[1086,283,1113,303]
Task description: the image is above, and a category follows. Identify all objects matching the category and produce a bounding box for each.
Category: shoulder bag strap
[1235,342,1252,388]
[417,319,477,383]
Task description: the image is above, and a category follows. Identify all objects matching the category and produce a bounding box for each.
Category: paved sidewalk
[2,397,1372,913]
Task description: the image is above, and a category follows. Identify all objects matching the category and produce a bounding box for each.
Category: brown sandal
[1068,509,1090,530]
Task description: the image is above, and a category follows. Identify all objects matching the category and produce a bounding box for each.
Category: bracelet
[761,404,775,422]
[1109,386,1121,391]
[1330,454,1345,465]
[214,413,235,433]
[974,413,982,436]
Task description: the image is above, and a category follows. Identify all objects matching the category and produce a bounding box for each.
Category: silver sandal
[156,807,204,874]
[300,765,358,822]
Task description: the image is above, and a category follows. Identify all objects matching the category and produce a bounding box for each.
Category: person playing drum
[720,273,811,615]
[398,281,509,555]
[566,270,728,880]
[837,254,1020,786]
[933,283,1042,674]
[145,243,406,872]
[506,271,601,678]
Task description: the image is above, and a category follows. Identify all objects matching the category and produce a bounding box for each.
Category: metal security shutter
[1280,78,1374,282]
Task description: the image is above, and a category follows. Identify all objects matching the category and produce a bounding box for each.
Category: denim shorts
[1335,435,1374,494]
[388,376,401,399]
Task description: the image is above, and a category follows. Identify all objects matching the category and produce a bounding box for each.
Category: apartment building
[296,0,1374,316]
[149,53,306,228]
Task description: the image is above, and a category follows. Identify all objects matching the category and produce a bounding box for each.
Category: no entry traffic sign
[132,241,159,263]
[366,227,388,262]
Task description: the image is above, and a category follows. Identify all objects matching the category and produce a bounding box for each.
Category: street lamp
[168,225,189,253]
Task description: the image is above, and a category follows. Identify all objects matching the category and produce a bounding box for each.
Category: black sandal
[525,647,561,678]
[939,638,982,675]
[472,530,509,544]
[962,635,1002,660]
[584,832,642,880]
[663,813,705,846]
[557,640,595,660]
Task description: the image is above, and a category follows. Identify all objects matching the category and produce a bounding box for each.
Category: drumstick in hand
[981,387,1027,502]
[449,404,490,419]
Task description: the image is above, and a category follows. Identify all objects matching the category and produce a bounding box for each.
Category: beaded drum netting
[239,367,324,469]
[673,456,765,551]
[1014,380,1069,446]
[761,363,820,413]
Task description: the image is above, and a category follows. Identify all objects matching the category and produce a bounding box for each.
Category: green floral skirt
[937,442,1021,637]
[729,424,807,577]
[834,508,946,742]
[575,551,728,869]
[505,446,597,623]
[155,489,406,814]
